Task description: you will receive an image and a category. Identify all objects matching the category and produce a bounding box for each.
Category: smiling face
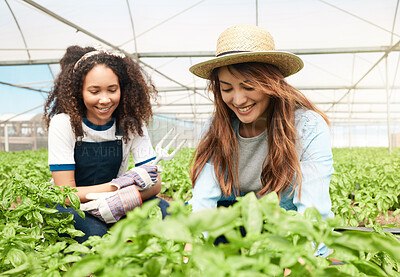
[82,64,121,125]
[218,66,270,137]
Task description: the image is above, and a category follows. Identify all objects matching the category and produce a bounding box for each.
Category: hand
[110,164,161,191]
[80,186,142,223]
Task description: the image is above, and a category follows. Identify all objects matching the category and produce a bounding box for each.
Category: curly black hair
[44,45,157,142]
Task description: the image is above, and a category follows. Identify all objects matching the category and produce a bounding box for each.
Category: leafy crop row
[63,194,400,277]
[0,148,400,276]
[331,148,400,227]
[0,150,85,275]
[156,147,400,228]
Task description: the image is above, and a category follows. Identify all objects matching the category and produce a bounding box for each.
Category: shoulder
[294,109,332,158]
[125,123,153,147]
[48,114,75,151]
[50,113,70,124]
[126,123,149,139]
[49,113,73,132]
[295,109,329,140]
[295,109,326,126]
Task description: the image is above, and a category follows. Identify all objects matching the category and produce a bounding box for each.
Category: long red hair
[190,62,329,199]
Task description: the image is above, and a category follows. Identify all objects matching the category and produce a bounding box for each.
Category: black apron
[74,127,123,187]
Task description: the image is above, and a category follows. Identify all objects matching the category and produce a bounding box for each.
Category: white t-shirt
[48,113,156,177]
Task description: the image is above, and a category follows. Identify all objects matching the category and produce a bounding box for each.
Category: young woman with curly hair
[187,25,334,257]
[44,45,168,242]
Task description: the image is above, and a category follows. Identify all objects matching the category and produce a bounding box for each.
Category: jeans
[56,196,169,243]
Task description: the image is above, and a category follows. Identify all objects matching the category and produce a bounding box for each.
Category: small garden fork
[152,128,186,165]
[83,128,186,201]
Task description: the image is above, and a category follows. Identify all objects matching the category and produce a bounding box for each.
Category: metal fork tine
[169,139,186,157]
[156,128,174,150]
[152,128,185,164]
[165,133,180,150]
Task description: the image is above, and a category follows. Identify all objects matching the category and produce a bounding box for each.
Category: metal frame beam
[2,46,400,66]
[20,0,208,100]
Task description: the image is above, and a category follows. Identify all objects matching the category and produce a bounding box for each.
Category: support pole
[33,122,37,150]
[347,94,351,148]
[193,93,197,147]
[386,57,392,153]
[255,0,258,26]
[4,124,9,152]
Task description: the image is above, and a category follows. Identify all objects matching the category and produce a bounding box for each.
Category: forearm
[52,171,117,203]
[64,180,159,203]
[54,182,118,203]
[139,173,161,200]
[53,167,161,203]
[79,172,161,203]
[74,183,118,202]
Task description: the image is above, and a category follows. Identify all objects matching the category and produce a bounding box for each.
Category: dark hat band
[216,50,249,57]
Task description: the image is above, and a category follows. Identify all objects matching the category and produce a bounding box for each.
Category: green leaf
[2,224,16,238]
[64,243,90,254]
[62,228,85,238]
[144,258,161,276]
[32,210,43,223]
[7,248,27,267]
[147,218,192,242]
[303,207,323,222]
[279,253,298,268]
[67,192,80,210]
[241,193,263,236]
[76,209,85,219]
[61,255,82,265]
[37,206,59,214]
[29,225,41,239]
[45,271,62,277]
[0,262,30,276]
[351,259,387,276]
[65,255,105,277]
[187,206,240,236]
[330,231,400,261]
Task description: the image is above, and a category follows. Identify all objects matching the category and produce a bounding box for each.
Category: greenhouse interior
[1,1,400,276]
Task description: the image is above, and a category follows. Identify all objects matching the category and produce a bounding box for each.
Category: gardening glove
[110,164,161,191]
[80,185,142,223]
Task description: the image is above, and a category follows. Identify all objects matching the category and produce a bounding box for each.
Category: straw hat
[189,25,303,79]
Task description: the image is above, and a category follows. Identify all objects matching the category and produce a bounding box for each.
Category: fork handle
[151,156,161,165]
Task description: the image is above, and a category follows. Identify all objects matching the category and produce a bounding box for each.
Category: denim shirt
[188,109,334,219]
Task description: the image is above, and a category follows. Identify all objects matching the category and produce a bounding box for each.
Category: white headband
[73,48,126,71]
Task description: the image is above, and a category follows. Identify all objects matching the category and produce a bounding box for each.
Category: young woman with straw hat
[188,25,334,257]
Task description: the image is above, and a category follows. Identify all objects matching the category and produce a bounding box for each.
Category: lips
[96,106,112,114]
[236,103,255,114]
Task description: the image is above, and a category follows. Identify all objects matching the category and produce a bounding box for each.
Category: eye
[221,87,232,92]
[243,86,254,91]
[108,86,119,93]
[89,90,99,94]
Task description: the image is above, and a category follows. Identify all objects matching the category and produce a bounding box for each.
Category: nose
[231,88,247,107]
[98,92,111,105]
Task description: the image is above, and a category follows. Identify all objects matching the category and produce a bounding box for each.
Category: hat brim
[189,51,303,79]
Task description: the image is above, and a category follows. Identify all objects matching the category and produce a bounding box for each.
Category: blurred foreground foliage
[0,148,399,276]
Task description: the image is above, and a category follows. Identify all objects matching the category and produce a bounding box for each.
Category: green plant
[2,147,400,276]
[159,147,194,201]
[330,148,400,227]
[66,193,400,276]
[0,150,89,276]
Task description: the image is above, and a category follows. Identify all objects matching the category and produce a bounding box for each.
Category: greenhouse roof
[0,0,399,147]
